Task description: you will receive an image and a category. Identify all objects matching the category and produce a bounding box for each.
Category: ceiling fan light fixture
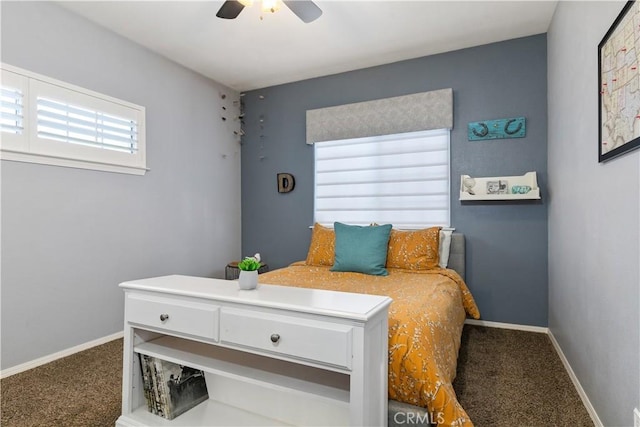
[261,0,281,14]
[216,0,321,22]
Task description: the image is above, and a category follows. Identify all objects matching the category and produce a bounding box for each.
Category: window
[1,64,146,175]
[1,86,24,135]
[1,69,28,151]
[36,97,138,154]
[313,129,450,229]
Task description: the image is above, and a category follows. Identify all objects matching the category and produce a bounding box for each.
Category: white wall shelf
[459,171,540,201]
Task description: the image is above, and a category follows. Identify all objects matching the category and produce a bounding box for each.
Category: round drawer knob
[159,314,169,322]
[270,333,280,343]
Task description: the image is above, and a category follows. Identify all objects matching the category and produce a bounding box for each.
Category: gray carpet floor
[0,325,594,426]
[454,325,593,427]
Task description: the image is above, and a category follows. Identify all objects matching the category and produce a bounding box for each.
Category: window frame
[0,63,147,175]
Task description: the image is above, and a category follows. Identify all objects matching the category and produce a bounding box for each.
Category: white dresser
[116,275,392,427]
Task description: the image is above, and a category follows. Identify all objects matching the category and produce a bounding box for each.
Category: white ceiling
[58,1,558,92]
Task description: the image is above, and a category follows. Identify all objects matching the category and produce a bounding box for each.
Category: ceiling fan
[216,0,323,23]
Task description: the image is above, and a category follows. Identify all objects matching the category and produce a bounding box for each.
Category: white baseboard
[547,331,604,427]
[0,330,124,379]
[464,318,549,334]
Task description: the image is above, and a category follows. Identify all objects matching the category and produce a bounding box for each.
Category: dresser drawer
[126,293,220,341]
[220,308,353,369]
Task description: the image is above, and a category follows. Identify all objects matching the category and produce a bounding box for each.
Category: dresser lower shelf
[117,399,290,427]
[126,334,350,426]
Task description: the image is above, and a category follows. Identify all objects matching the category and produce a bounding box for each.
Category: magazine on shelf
[139,354,155,414]
[138,354,209,420]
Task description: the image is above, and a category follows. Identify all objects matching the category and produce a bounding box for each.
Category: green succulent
[238,257,261,271]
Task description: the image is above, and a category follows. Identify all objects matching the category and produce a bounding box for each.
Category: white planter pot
[238,270,258,290]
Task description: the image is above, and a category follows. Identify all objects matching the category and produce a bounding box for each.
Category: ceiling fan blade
[283,1,322,23]
[216,0,245,19]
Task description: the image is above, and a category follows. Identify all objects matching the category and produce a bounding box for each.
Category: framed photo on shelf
[486,180,508,195]
[598,1,640,162]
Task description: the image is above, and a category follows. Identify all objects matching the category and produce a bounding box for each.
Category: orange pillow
[305,223,335,266]
[386,226,441,270]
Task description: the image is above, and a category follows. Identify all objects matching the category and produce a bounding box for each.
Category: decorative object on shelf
[459,171,540,201]
[238,270,258,290]
[511,185,532,194]
[225,261,269,280]
[462,177,476,195]
[467,117,526,141]
[277,173,295,193]
[237,253,262,290]
[598,1,640,162]
[486,180,508,195]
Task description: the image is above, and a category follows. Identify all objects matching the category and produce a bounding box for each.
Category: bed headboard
[448,233,465,281]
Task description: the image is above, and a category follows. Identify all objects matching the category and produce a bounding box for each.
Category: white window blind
[314,129,450,229]
[36,97,138,154]
[1,86,24,135]
[1,63,146,175]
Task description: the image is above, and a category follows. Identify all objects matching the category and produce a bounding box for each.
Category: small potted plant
[237,253,261,290]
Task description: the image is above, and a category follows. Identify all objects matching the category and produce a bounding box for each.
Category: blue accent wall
[241,34,548,326]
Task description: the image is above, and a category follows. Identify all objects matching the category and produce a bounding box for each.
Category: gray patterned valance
[306,88,452,144]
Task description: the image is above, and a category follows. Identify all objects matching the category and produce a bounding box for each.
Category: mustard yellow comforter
[258,263,480,427]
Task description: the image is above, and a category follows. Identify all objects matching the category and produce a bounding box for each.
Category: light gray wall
[241,35,548,326]
[0,2,241,370]
[548,2,640,425]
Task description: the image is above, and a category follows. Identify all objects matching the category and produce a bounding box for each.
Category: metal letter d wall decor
[467,117,526,141]
[277,173,295,193]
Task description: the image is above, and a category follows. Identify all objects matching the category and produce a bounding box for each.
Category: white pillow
[439,228,455,268]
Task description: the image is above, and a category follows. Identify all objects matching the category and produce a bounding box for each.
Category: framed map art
[599,0,640,162]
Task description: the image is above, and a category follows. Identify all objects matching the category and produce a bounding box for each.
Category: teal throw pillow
[330,222,392,276]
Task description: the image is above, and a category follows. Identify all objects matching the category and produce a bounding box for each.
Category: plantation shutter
[1,86,24,135]
[36,97,138,154]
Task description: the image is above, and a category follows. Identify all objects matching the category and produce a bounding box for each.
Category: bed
[257,224,480,427]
